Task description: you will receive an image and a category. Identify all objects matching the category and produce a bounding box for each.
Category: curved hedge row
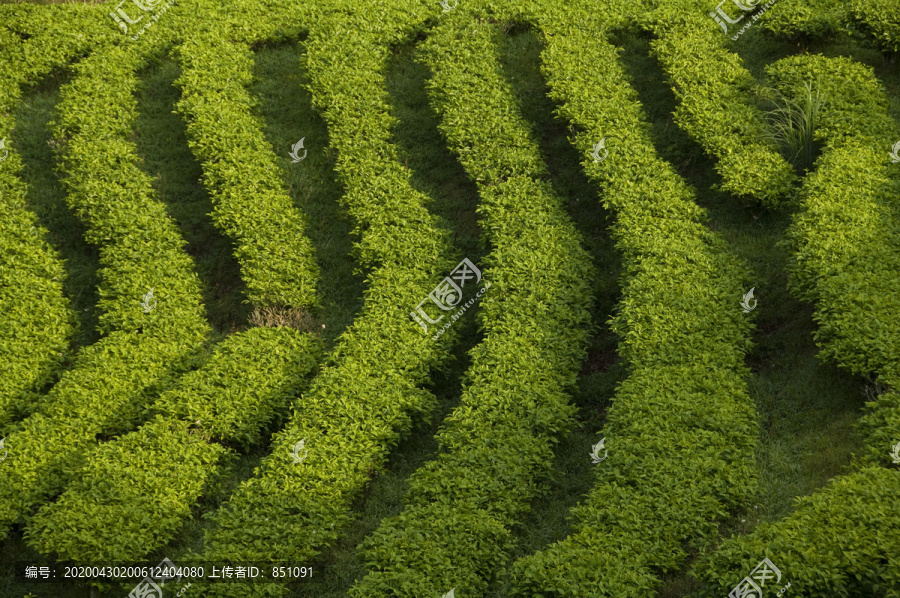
[174,26,319,310]
[773,54,900,378]
[503,5,759,596]
[349,10,595,596]
[0,32,77,429]
[0,41,211,539]
[26,326,322,563]
[691,53,900,597]
[645,9,796,207]
[13,0,326,563]
[694,463,900,598]
[188,6,461,597]
[0,3,126,429]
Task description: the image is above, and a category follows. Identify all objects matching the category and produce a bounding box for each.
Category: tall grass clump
[759,79,825,175]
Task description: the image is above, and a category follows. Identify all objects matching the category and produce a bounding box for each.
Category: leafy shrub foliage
[0,0,897,594]
[693,53,900,597]
[26,327,322,563]
[174,29,320,310]
[758,0,848,42]
[772,54,900,377]
[350,12,594,596]
[848,0,900,53]
[0,7,115,429]
[646,11,796,208]
[693,466,900,598]
[0,42,210,539]
[504,6,758,597]
[188,5,459,597]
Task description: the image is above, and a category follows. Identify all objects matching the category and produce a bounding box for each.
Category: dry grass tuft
[247,305,323,334]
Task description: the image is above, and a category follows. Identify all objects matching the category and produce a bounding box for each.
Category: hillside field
[0,0,898,596]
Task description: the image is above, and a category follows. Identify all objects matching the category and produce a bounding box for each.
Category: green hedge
[188,6,461,597]
[692,465,900,598]
[0,47,74,428]
[26,326,322,563]
[0,42,210,539]
[504,8,758,596]
[17,4,325,563]
[771,54,900,377]
[174,27,319,310]
[848,0,900,53]
[758,0,848,41]
[691,53,900,597]
[350,12,594,595]
[646,10,796,207]
[0,3,125,429]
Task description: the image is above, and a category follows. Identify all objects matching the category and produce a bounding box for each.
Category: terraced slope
[0,0,896,596]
